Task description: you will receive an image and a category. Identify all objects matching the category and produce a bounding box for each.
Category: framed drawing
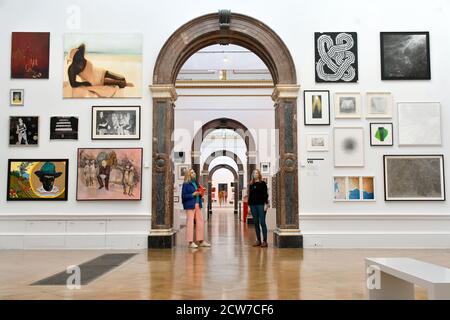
[260,162,270,175]
[315,32,358,83]
[91,106,141,140]
[9,116,39,146]
[50,116,79,140]
[398,102,441,146]
[380,32,431,80]
[306,133,329,152]
[366,92,393,118]
[303,90,330,125]
[76,148,143,201]
[174,196,179,203]
[333,127,364,167]
[383,155,445,201]
[177,165,189,180]
[335,93,361,119]
[10,89,24,106]
[11,32,50,79]
[370,123,393,146]
[334,176,375,202]
[7,159,69,201]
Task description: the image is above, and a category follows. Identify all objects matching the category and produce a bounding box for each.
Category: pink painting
[76,148,142,201]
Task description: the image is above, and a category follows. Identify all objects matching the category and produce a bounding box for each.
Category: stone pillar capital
[271,84,300,102]
[149,84,178,102]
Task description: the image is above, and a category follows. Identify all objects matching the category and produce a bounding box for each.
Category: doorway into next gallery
[149,11,302,248]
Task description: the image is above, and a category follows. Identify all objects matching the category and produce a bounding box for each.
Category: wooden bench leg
[367,270,415,300]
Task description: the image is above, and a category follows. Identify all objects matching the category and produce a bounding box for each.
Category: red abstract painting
[11,32,50,79]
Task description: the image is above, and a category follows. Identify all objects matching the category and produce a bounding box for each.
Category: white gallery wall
[0,0,449,248]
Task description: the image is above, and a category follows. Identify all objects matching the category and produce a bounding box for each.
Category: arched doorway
[149,11,302,248]
[208,164,239,214]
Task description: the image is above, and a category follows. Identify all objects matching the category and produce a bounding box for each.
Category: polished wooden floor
[1,207,449,299]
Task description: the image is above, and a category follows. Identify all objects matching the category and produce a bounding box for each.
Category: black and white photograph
[335,93,361,118]
[303,90,330,125]
[260,162,271,175]
[384,155,445,201]
[380,32,431,80]
[50,116,79,140]
[10,89,24,106]
[9,116,39,146]
[92,106,140,140]
[315,32,358,83]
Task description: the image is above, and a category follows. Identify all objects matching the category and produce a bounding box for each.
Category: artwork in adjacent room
[7,159,68,201]
[173,151,185,163]
[334,176,375,202]
[303,90,330,125]
[174,196,179,203]
[333,127,364,167]
[380,32,431,80]
[271,174,277,208]
[11,32,50,79]
[76,148,143,201]
[398,102,441,146]
[370,123,393,146]
[9,116,39,146]
[366,92,393,118]
[260,162,270,175]
[315,32,358,83]
[91,106,140,140]
[306,133,329,152]
[384,155,445,201]
[335,93,361,118]
[50,116,79,140]
[177,165,189,180]
[10,89,24,106]
[63,33,143,98]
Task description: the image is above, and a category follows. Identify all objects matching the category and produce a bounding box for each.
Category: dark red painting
[11,32,50,79]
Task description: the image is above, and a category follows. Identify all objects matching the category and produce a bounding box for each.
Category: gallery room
[1,0,450,305]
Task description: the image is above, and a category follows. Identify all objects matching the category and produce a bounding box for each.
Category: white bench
[365,258,450,300]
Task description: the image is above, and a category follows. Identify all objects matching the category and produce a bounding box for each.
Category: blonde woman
[181,169,211,249]
[248,169,269,247]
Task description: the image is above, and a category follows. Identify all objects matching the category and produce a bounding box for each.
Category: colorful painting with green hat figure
[7,159,68,201]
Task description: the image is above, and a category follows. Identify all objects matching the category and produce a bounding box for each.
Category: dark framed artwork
[9,116,39,146]
[370,123,393,146]
[50,116,79,140]
[303,90,330,125]
[7,159,69,201]
[91,106,141,140]
[380,32,431,80]
[76,148,143,201]
[11,32,50,79]
[315,32,358,83]
[10,89,24,106]
[383,155,445,201]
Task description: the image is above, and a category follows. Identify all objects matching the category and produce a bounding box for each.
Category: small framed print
[334,176,375,202]
[303,90,330,125]
[9,116,39,146]
[177,165,189,180]
[335,93,361,119]
[306,133,329,152]
[174,195,180,203]
[10,89,24,106]
[92,106,141,140]
[366,92,393,118]
[370,123,393,146]
[260,162,270,175]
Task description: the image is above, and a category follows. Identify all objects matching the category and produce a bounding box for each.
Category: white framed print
[370,123,393,146]
[333,127,364,167]
[10,89,24,106]
[260,162,270,175]
[366,92,393,118]
[335,92,361,119]
[303,90,330,125]
[306,133,329,152]
[333,176,375,202]
[398,102,441,146]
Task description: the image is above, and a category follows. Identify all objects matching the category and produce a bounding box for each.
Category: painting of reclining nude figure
[76,148,142,201]
[63,33,142,98]
[7,159,68,201]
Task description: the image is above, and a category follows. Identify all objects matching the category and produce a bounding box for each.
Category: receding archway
[149,10,302,248]
[208,164,239,215]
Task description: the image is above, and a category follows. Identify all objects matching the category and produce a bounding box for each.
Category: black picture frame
[91,106,141,140]
[369,123,394,146]
[7,159,69,201]
[303,90,331,126]
[380,32,431,80]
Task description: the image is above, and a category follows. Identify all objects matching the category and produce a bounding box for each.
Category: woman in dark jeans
[248,169,269,247]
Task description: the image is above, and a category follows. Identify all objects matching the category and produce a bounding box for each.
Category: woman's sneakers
[198,241,211,247]
[252,241,261,247]
[188,242,198,249]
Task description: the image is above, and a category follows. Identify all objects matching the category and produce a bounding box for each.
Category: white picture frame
[306,133,329,152]
[260,162,270,175]
[366,92,393,118]
[333,176,376,202]
[334,92,361,119]
[303,90,330,125]
[398,102,441,146]
[177,165,189,180]
[10,89,24,106]
[333,127,364,167]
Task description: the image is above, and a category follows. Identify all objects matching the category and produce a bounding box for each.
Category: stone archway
[208,164,239,214]
[149,10,302,248]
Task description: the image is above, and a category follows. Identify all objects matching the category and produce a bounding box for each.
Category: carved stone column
[148,85,177,248]
[272,85,303,248]
[238,170,244,201]
[233,180,239,214]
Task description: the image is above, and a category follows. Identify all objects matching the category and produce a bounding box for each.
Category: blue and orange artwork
[362,177,375,200]
[348,177,361,200]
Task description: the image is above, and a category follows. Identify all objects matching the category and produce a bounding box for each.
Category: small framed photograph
[174,196,180,203]
[10,89,24,106]
[306,133,329,152]
[303,90,330,125]
[177,165,189,180]
[370,123,393,146]
[9,116,39,146]
[366,92,393,118]
[260,162,270,175]
[50,116,79,140]
[335,93,361,118]
[92,106,141,140]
